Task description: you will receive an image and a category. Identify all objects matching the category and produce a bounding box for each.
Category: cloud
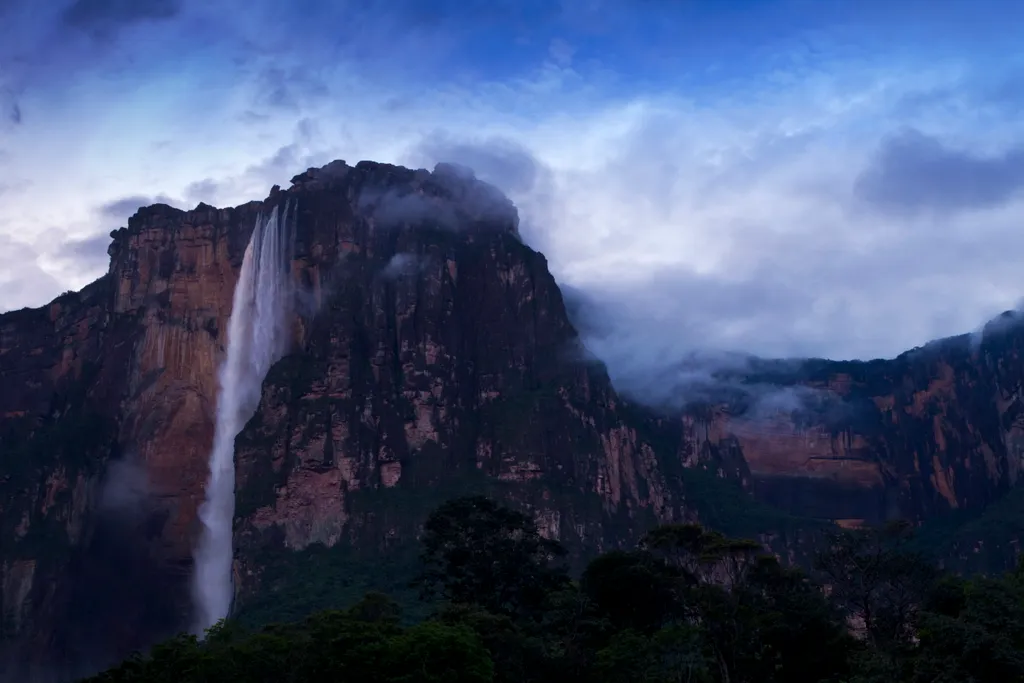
[0,0,188,127]
[408,136,558,252]
[380,252,426,279]
[414,135,542,195]
[359,189,445,228]
[62,0,182,32]
[184,179,222,205]
[0,234,63,309]
[969,304,1024,350]
[358,163,520,233]
[565,282,845,418]
[988,70,1024,108]
[855,128,1024,214]
[55,233,113,273]
[189,141,336,208]
[401,86,1024,412]
[97,194,180,222]
[254,66,329,111]
[3,0,1024,373]
[548,38,575,68]
[97,456,151,516]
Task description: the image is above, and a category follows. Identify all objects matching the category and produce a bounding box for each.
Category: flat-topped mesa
[281,159,521,238]
[102,159,520,289]
[0,156,554,679]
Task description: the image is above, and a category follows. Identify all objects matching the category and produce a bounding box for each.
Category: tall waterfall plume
[192,200,295,634]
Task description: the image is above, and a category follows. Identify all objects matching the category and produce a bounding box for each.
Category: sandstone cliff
[1,158,1023,680]
[0,161,695,681]
[1,199,261,681]
[699,322,1024,539]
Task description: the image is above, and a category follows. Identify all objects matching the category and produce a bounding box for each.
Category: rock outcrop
[1,158,1024,680]
[702,328,1024,536]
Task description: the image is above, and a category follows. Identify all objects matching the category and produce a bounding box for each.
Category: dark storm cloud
[243,144,304,185]
[62,0,182,31]
[255,65,329,111]
[356,163,516,232]
[415,135,541,194]
[98,194,178,221]
[855,128,1024,214]
[57,233,112,271]
[0,0,185,125]
[408,135,559,251]
[182,138,336,206]
[184,178,221,205]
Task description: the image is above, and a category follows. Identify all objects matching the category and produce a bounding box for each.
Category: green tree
[640,524,763,587]
[437,604,547,683]
[816,521,937,652]
[596,626,711,683]
[912,576,1024,682]
[581,550,683,634]
[636,524,851,683]
[416,496,570,619]
[381,621,494,683]
[738,556,853,683]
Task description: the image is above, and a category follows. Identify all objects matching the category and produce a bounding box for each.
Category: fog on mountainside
[412,140,1024,431]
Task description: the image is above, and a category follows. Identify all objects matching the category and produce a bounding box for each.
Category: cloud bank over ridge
[1,0,1024,371]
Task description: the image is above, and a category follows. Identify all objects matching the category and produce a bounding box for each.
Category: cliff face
[229,162,694,611]
[1,158,1023,679]
[684,328,1024,542]
[1,199,261,681]
[0,161,693,681]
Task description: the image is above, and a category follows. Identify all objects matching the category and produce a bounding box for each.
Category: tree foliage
[82,496,1024,683]
[415,495,570,619]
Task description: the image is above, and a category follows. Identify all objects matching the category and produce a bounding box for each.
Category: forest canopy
[83,496,1024,683]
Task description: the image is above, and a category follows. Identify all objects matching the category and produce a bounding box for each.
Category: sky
[2,0,1024,367]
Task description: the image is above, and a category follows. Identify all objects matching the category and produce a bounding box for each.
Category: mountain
[1,159,1023,680]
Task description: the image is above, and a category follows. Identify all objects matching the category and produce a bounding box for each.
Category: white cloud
[2,1,1023,375]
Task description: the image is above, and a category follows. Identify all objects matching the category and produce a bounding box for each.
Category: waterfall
[191,200,295,634]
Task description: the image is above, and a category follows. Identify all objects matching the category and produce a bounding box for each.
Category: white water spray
[192,201,295,634]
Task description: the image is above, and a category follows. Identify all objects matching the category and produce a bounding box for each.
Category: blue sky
[2,0,1024,364]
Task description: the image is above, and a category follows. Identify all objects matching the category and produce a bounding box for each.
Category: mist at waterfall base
[191,201,296,634]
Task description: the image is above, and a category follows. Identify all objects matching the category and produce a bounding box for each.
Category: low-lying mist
[411,135,1024,429]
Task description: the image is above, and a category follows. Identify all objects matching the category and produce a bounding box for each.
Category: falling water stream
[192,201,294,634]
